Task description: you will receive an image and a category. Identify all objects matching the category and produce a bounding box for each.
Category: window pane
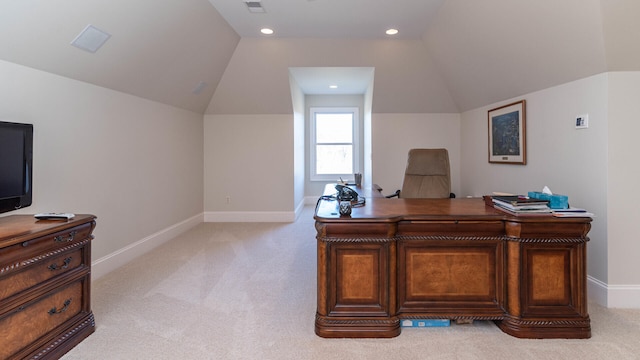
[316,145,352,174]
[316,113,352,143]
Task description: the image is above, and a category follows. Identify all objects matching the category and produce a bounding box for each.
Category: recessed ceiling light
[260,28,274,35]
[329,85,338,89]
[386,28,399,35]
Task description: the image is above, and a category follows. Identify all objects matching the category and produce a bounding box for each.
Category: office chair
[386,148,455,199]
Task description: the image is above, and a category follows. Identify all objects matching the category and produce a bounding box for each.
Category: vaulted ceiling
[2,0,639,114]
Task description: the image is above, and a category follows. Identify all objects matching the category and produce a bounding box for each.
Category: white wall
[203,114,295,221]
[363,80,375,191]
[460,73,611,300]
[372,113,461,196]
[607,72,640,306]
[289,74,306,215]
[0,60,204,278]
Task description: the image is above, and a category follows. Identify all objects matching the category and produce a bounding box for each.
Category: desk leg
[497,239,591,339]
[315,238,399,338]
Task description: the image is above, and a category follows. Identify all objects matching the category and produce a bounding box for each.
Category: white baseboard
[606,284,640,308]
[305,195,320,205]
[204,211,295,222]
[588,275,640,308]
[91,213,203,280]
[205,199,307,222]
[294,199,306,219]
[587,275,608,306]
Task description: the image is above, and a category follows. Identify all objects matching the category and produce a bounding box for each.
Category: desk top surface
[315,185,590,224]
[316,196,503,221]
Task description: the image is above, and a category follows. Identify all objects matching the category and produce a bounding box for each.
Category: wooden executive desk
[314,186,591,339]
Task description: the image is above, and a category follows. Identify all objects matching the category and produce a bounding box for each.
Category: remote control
[34,213,75,220]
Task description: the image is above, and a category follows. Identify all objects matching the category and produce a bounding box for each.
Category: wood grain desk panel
[314,194,591,339]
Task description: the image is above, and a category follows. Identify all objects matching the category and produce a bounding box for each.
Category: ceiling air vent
[71,24,111,53]
[192,81,208,95]
[244,1,265,13]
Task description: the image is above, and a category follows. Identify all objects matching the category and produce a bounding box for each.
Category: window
[310,107,360,181]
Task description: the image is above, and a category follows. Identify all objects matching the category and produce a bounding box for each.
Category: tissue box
[528,191,568,209]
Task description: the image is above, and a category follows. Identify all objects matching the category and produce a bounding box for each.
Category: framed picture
[488,100,526,164]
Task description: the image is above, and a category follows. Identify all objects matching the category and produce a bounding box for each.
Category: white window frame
[309,107,360,182]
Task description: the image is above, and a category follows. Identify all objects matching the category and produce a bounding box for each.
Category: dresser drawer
[0,222,93,266]
[0,279,85,360]
[0,247,86,302]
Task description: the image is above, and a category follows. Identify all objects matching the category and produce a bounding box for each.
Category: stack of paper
[551,208,595,218]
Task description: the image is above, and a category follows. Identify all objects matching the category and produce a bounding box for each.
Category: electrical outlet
[576,114,589,129]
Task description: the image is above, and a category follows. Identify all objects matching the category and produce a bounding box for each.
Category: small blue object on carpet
[401,319,451,327]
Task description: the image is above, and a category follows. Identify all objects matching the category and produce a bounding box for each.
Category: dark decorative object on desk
[338,201,352,216]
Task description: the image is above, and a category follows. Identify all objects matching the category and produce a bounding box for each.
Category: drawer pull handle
[54,230,77,243]
[48,299,72,315]
[48,257,72,271]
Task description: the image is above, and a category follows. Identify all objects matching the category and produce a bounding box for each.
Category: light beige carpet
[63,206,640,359]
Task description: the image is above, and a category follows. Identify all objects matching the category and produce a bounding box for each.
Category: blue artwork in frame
[492,111,520,156]
[488,100,526,164]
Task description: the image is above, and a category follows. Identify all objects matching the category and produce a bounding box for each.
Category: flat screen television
[0,121,33,214]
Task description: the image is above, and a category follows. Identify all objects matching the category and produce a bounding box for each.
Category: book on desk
[491,195,553,216]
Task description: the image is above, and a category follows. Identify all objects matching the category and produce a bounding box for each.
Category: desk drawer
[397,239,505,317]
[0,279,84,359]
[0,247,86,302]
[0,222,93,266]
[398,220,505,237]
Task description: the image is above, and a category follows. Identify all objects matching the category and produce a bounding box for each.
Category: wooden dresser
[0,214,96,360]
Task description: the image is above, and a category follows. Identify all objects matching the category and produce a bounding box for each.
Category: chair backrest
[400,148,451,198]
